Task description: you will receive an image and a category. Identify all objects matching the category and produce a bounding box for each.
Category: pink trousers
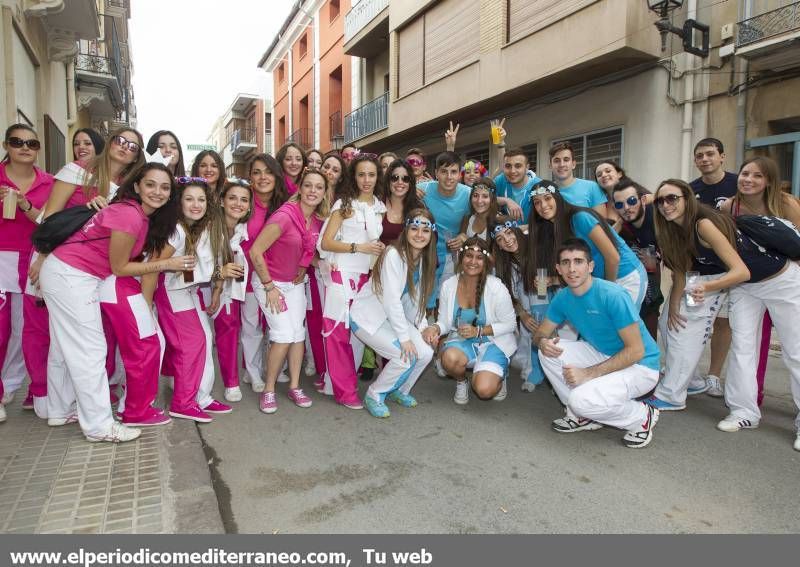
[214,300,242,388]
[22,294,49,397]
[306,267,326,376]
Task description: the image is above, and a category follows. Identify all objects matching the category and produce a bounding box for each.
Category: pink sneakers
[21,392,34,410]
[288,388,312,408]
[260,391,277,414]
[169,405,213,423]
[203,400,233,414]
[122,408,172,427]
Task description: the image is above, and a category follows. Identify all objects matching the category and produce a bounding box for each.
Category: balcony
[287,128,314,149]
[329,111,344,150]
[736,2,800,71]
[343,0,389,58]
[344,91,388,144]
[104,0,130,18]
[25,0,101,60]
[231,128,257,157]
[75,53,124,119]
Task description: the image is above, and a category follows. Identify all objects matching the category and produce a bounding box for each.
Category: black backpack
[734,214,800,260]
[32,206,102,253]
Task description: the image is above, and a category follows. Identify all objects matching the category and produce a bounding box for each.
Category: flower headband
[491,220,518,238]
[175,176,208,186]
[226,176,251,187]
[461,160,487,175]
[460,244,491,257]
[405,217,437,231]
[472,182,495,194]
[530,184,557,199]
[144,149,173,167]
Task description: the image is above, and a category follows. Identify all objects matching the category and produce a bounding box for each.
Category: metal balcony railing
[737,1,800,47]
[344,91,388,144]
[344,0,389,43]
[287,128,314,149]
[105,0,126,9]
[231,128,256,153]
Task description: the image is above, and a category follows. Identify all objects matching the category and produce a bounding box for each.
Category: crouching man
[534,239,662,448]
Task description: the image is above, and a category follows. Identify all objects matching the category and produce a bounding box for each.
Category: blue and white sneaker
[645,396,686,411]
[364,397,390,418]
[687,380,710,396]
[387,391,417,407]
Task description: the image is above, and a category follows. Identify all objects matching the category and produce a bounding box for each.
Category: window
[519,142,539,175]
[277,62,285,84]
[507,0,596,44]
[329,0,340,22]
[44,115,66,173]
[299,33,308,59]
[552,127,623,180]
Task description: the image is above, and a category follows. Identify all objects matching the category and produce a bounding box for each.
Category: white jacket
[436,273,518,358]
[316,196,386,275]
[350,247,427,341]
[213,223,249,318]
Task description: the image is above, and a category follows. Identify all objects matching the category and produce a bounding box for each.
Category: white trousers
[655,273,726,405]
[616,265,647,309]
[241,290,265,383]
[254,279,307,344]
[726,262,800,429]
[40,256,114,436]
[185,288,215,408]
[0,292,25,396]
[539,339,658,430]
[353,320,433,403]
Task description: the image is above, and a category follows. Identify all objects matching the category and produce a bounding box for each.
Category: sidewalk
[0,392,222,534]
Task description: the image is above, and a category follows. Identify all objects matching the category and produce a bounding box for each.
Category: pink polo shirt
[0,163,54,254]
[241,197,270,292]
[263,201,322,282]
[53,200,149,279]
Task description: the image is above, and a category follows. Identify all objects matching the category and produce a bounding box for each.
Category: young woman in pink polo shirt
[0,124,54,421]
[239,154,289,393]
[276,143,306,196]
[250,167,328,413]
[39,163,188,442]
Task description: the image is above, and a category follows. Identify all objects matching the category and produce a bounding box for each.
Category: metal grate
[43,115,66,173]
[737,2,800,47]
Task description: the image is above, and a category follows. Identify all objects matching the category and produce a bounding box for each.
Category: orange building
[258,0,353,154]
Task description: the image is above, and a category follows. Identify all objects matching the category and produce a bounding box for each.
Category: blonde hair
[83,127,145,199]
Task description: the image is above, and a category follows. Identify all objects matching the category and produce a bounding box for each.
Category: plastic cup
[491,125,501,145]
[183,269,195,283]
[3,188,17,219]
[536,268,548,299]
[685,271,700,307]
[235,260,245,282]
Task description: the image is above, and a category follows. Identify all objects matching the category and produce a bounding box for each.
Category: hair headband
[175,176,208,186]
[460,244,491,258]
[472,182,494,194]
[462,160,487,175]
[226,176,251,187]
[530,184,557,199]
[491,220,518,238]
[405,217,436,231]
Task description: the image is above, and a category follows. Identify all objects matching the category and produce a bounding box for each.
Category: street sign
[187,144,216,151]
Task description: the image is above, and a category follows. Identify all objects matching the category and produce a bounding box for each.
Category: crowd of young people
[0,121,798,452]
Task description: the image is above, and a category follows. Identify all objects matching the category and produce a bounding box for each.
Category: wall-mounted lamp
[647,0,710,57]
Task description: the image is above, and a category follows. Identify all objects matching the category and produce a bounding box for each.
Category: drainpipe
[66,59,77,127]
[735,1,751,169]
[679,0,698,180]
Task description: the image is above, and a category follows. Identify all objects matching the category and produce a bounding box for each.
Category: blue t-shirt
[546,278,660,371]
[421,181,471,260]
[559,178,607,209]
[494,172,541,222]
[571,211,642,279]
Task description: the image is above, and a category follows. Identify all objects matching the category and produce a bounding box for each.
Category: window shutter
[398,17,424,97]
[508,0,598,44]
[424,0,480,84]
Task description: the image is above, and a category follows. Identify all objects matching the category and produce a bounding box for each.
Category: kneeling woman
[39,163,188,442]
[250,167,328,413]
[350,209,437,417]
[422,237,517,404]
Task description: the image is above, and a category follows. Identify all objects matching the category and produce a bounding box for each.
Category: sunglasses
[358,152,378,160]
[614,196,639,209]
[407,157,425,167]
[390,174,411,183]
[112,135,141,153]
[655,194,683,207]
[176,176,208,186]
[6,137,41,150]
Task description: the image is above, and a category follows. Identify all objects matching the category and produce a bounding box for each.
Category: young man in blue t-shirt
[494,147,540,224]
[534,239,661,448]
[549,142,607,217]
[420,151,472,309]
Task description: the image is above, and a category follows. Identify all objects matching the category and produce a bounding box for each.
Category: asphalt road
[197,349,800,534]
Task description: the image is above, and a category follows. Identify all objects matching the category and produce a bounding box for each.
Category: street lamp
[646,0,709,57]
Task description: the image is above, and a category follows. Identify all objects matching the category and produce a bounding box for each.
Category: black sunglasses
[7,137,41,150]
[390,174,411,183]
[656,194,683,207]
[614,196,639,209]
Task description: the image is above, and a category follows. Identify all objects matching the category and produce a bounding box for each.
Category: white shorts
[254,279,307,343]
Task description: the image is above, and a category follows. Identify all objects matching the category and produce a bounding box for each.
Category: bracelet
[350,242,357,254]
[212,266,222,280]
[265,284,275,292]
[19,199,32,212]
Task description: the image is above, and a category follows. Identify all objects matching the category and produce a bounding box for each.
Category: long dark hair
[524,181,618,285]
[493,226,530,297]
[322,152,349,203]
[460,177,498,235]
[72,128,105,160]
[383,158,422,217]
[339,154,383,218]
[2,123,37,163]
[275,142,307,184]
[248,153,288,221]
[113,163,178,255]
[455,236,492,321]
[146,130,186,176]
[190,150,225,196]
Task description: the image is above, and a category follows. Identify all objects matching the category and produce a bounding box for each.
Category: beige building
[344,0,800,195]
[0,0,135,173]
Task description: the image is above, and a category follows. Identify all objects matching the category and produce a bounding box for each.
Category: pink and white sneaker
[288,388,312,408]
[21,392,34,410]
[203,400,232,414]
[260,391,277,414]
[123,408,172,427]
[169,405,213,423]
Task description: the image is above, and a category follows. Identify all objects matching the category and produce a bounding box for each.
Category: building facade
[259,0,354,154]
[0,0,136,173]
[340,0,799,195]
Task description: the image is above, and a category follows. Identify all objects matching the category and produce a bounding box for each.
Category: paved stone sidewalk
[0,393,222,534]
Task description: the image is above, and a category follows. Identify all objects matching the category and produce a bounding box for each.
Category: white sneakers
[493,379,507,401]
[0,403,6,423]
[454,380,469,405]
[521,382,536,392]
[706,375,724,398]
[85,422,141,443]
[717,414,759,432]
[224,386,242,402]
[1,391,13,405]
[794,433,800,452]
